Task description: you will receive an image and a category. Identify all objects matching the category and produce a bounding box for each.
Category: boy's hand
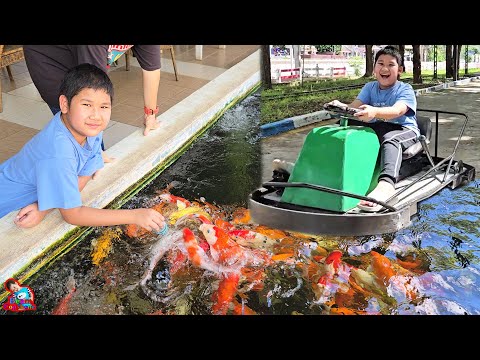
[325,100,348,109]
[354,104,377,122]
[102,151,115,164]
[14,203,51,228]
[134,208,165,233]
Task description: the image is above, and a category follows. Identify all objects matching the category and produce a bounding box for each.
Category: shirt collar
[55,111,97,149]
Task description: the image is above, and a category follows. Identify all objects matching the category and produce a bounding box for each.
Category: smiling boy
[326,45,419,212]
[0,63,165,231]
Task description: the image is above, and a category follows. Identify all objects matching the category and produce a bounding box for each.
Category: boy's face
[374,54,402,89]
[9,283,21,292]
[60,88,111,144]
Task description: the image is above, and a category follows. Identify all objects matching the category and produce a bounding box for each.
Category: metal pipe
[262,182,397,212]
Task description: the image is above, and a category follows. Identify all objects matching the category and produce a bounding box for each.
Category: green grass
[260,68,480,125]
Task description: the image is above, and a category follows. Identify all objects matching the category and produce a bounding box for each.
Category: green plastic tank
[280,119,380,212]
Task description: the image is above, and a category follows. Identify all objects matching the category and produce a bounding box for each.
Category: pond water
[4,91,480,316]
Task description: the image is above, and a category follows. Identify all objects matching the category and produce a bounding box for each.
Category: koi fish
[181,228,236,274]
[159,193,192,209]
[369,251,396,287]
[231,208,251,224]
[329,306,368,315]
[199,223,245,266]
[231,298,256,315]
[212,273,240,315]
[200,223,273,268]
[52,274,76,315]
[228,229,280,250]
[168,207,212,225]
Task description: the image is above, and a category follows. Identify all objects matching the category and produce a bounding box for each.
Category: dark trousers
[347,119,418,185]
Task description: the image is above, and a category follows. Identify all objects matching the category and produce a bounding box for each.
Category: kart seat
[402,115,432,159]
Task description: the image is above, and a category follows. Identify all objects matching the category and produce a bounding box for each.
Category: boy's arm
[355,83,415,122]
[355,101,408,122]
[59,206,165,232]
[14,203,53,228]
[325,99,364,109]
[78,175,92,192]
[15,175,92,228]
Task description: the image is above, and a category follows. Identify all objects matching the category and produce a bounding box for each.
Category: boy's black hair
[59,63,114,106]
[5,279,16,291]
[375,45,403,68]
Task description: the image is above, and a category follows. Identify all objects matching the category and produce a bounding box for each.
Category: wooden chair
[125,45,178,81]
[0,45,25,112]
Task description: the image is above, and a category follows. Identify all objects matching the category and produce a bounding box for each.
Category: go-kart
[249,104,476,236]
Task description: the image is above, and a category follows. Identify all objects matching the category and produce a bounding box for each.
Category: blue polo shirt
[0,112,104,218]
[357,81,419,136]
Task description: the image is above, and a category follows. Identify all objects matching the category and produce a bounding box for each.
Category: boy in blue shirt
[326,45,419,212]
[0,63,165,231]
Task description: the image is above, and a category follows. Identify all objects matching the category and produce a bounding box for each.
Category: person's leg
[378,128,418,185]
[359,125,418,211]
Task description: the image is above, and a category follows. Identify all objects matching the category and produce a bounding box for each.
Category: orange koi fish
[212,273,240,315]
[181,228,238,275]
[370,251,395,286]
[231,208,251,224]
[229,229,280,250]
[159,193,192,209]
[215,218,235,231]
[252,225,288,240]
[329,306,368,315]
[199,224,245,266]
[183,228,208,267]
[52,274,76,315]
[231,298,256,315]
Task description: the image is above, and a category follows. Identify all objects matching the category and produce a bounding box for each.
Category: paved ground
[261,78,480,182]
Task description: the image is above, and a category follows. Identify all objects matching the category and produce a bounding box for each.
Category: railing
[272,65,347,83]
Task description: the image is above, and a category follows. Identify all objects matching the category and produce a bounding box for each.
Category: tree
[397,45,405,70]
[412,45,422,84]
[363,45,373,77]
[315,45,341,54]
[456,45,462,79]
[446,45,453,78]
[261,45,272,90]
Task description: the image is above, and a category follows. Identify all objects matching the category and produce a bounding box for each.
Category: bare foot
[144,115,160,136]
[102,151,115,163]
[359,180,396,208]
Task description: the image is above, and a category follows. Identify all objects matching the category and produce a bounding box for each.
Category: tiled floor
[0,45,260,163]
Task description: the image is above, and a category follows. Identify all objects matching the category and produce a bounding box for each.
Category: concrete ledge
[0,50,261,285]
[414,75,480,95]
[260,110,331,137]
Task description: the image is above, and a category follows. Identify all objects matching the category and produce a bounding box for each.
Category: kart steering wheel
[323,103,361,119]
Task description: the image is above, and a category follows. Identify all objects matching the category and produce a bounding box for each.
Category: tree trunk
[412,45,422,84]
[398,45,405,70]
[363,45,374,77]
[456,45,462,77]
[293,45,301,68]
[261,45,272,89]
[446,45,453,78]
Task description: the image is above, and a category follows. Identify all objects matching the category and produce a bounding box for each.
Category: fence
[272,65,347,83]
